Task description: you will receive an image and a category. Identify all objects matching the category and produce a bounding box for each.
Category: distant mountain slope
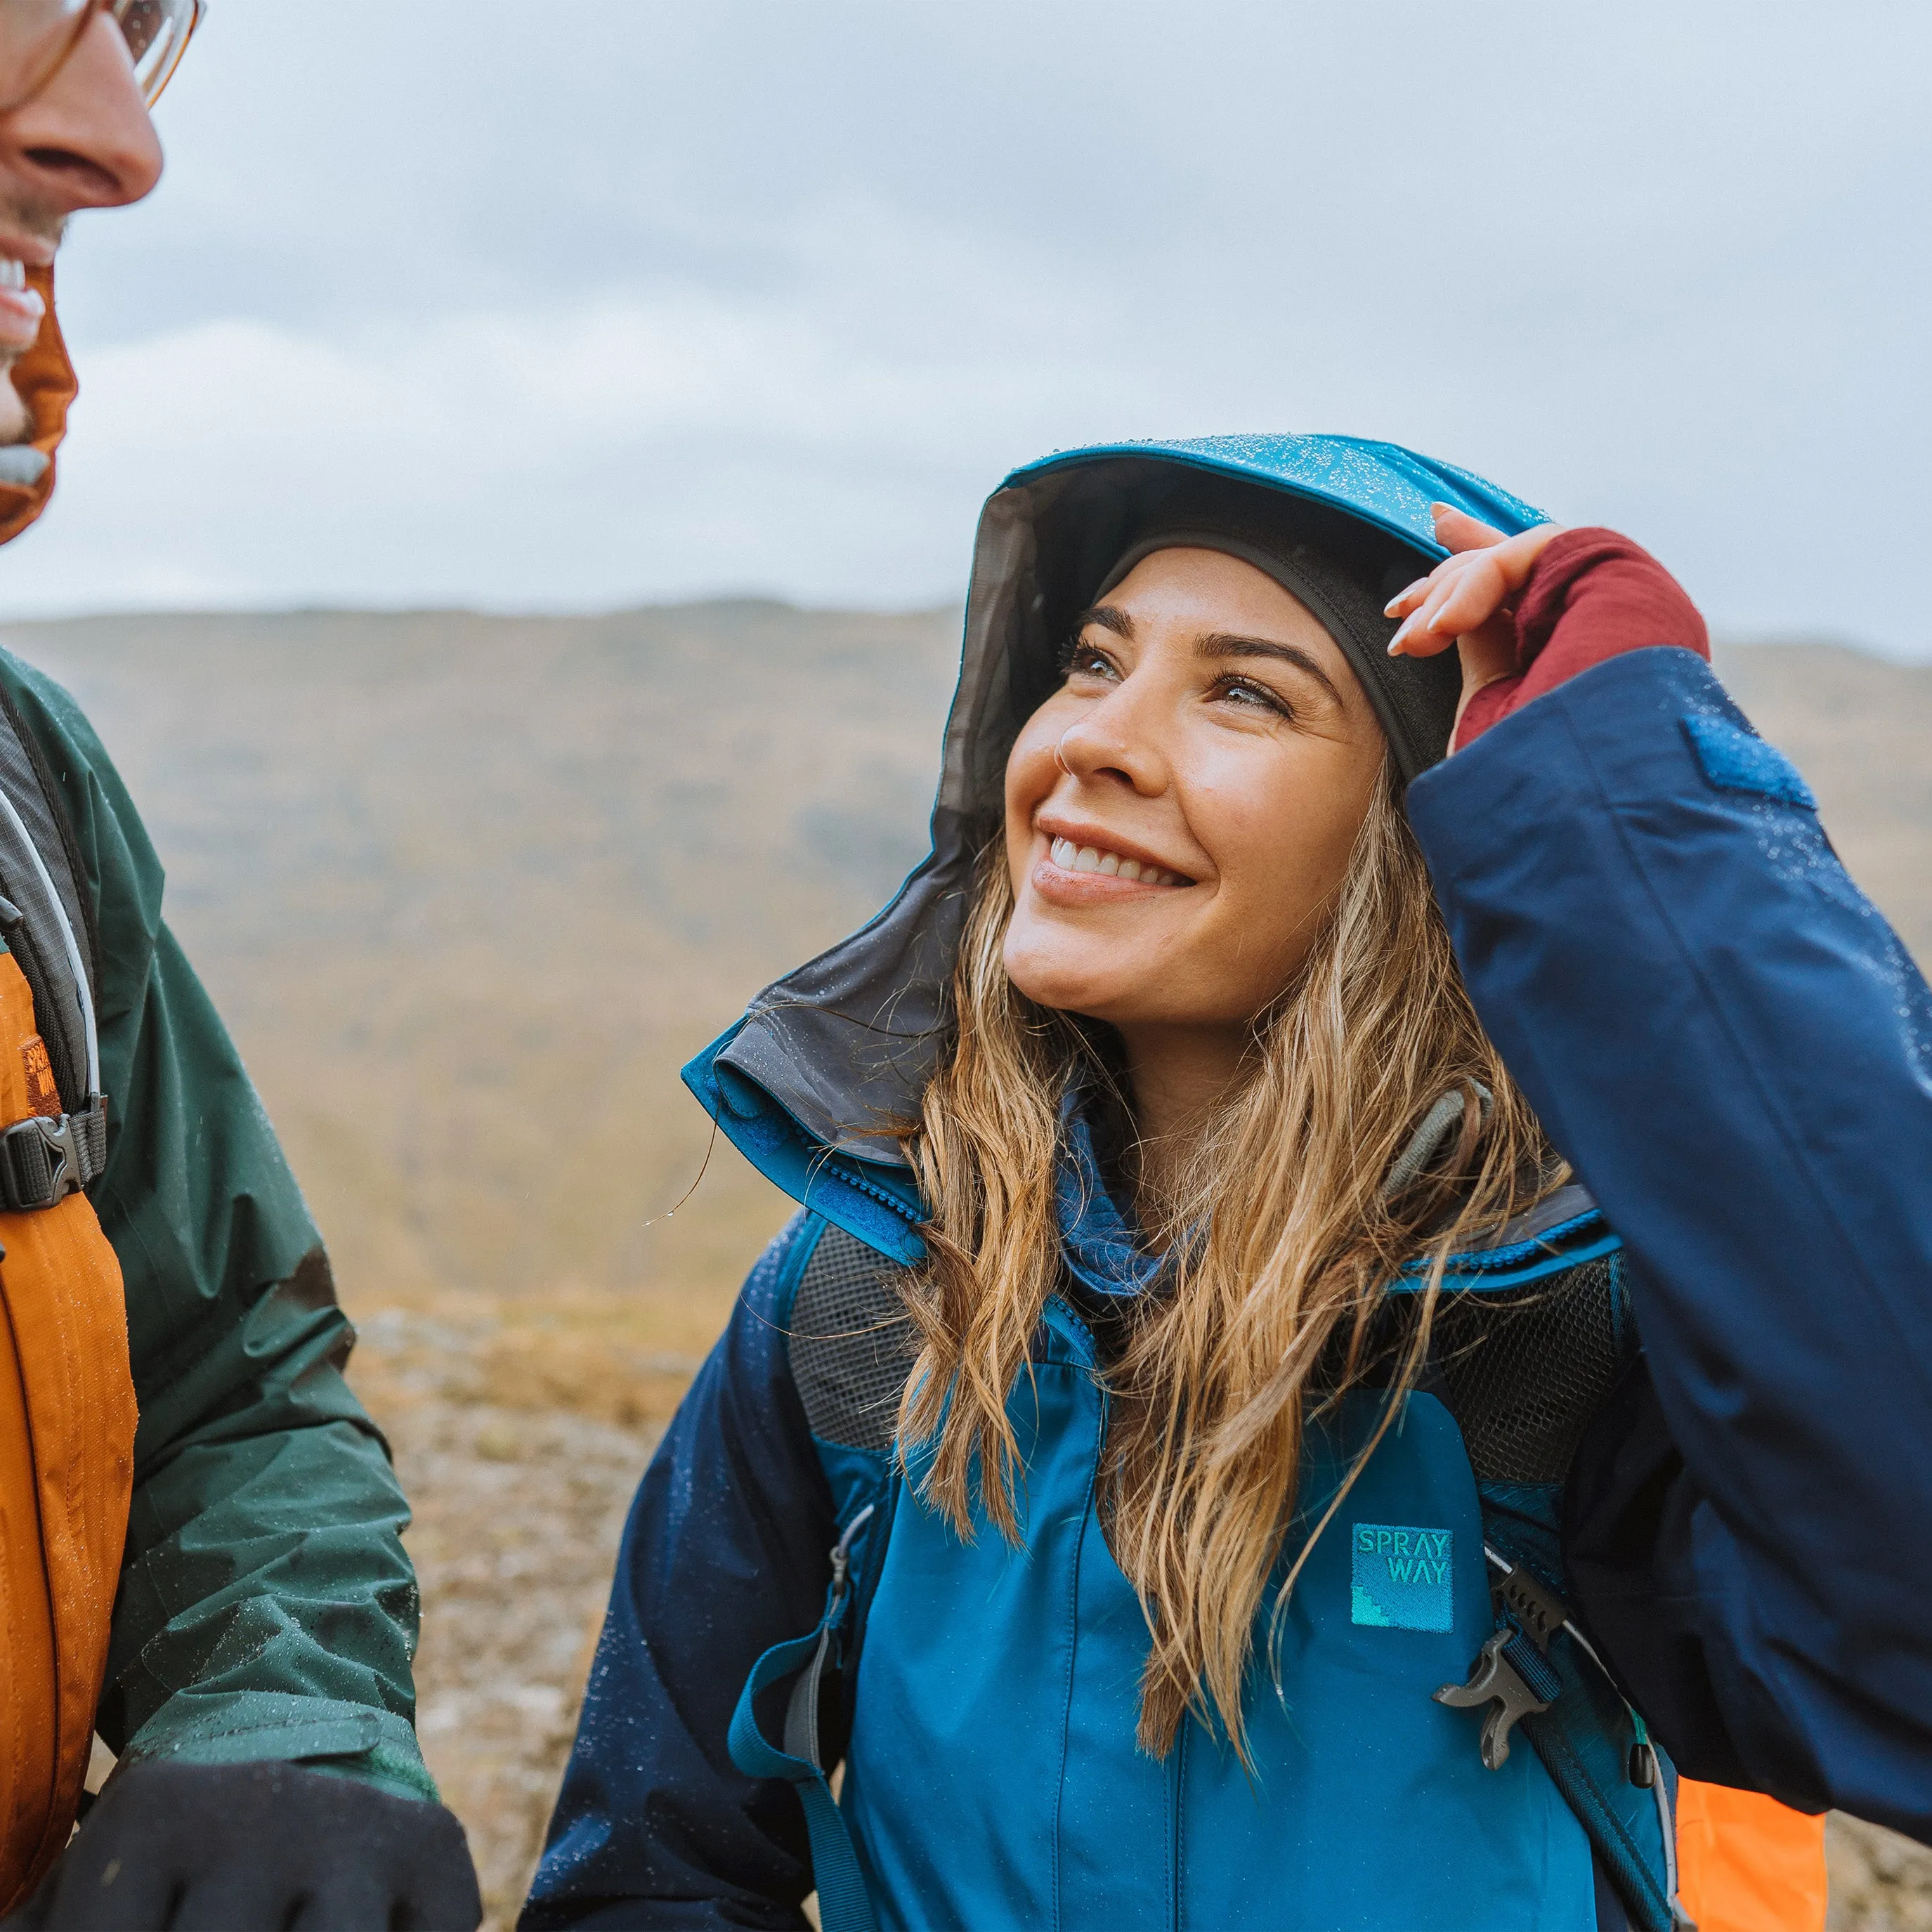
[0,602,959,1309]
[0,611,1923,1313]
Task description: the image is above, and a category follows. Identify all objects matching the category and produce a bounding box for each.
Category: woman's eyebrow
[1197,632,1344,705]
[1074,604,1133,639]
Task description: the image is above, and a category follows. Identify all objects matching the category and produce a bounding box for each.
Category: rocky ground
[1832,1817,1932,1932]
[344,1291,1932,1931]
[344,1295,670,1928]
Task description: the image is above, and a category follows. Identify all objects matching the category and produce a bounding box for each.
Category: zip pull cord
[1629,1711,1698,1932]
[829,1503,877,1611]
[781,1503,878,1771]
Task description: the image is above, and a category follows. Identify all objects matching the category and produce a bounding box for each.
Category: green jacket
[2,646,433,1803]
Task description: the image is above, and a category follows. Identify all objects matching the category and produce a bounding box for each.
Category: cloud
[2,197,1183,611]
[0,0,1924,649]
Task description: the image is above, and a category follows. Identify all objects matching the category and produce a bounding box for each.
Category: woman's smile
[1032,817,1195,901]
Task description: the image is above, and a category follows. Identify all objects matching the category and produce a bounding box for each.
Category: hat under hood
[686,435,1548,1260]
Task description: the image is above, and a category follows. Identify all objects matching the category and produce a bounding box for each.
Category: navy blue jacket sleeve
[521,1215,836,1929]
[1407,647,1932,1840]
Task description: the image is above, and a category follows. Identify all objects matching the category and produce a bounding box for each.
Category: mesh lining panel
[788,1224,915,1453]
[787,1227,1625,1480]
[1430,1256,1627,1485]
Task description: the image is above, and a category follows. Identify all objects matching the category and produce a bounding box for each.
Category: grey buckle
[1434,1629,1552,1770]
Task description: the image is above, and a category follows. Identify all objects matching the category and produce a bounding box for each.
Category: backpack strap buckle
[1434,1628,1553,1770]
[1435,1547,1574,1771]
[1494,1557,1567,1652]
[0,1097,106,1210]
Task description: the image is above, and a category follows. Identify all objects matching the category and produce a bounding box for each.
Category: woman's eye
[1062,645,1118,682]
[1215,677,1292,717]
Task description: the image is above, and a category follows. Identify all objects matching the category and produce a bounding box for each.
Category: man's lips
[0,261,45,358]
[0,232,58,273]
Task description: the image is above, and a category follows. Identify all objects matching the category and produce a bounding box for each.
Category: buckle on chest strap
[1433,1548,1570,1770]
[1434,1629,1553,1769]
[0,1100,105,1210]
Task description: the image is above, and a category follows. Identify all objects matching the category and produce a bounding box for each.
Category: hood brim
[691,435,1549,1177]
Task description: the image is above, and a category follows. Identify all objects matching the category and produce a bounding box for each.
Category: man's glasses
[0,0,204,117]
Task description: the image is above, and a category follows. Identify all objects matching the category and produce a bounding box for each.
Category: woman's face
[1003,546,1387,1036]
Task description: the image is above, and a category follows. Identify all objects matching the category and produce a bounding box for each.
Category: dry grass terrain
[8,608,1927,1928]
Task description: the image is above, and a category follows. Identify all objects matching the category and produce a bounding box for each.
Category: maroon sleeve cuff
[1451,528,1709,751]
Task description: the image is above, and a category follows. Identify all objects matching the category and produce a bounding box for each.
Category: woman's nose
[1054,694,1168,796]
[0,12,164,216]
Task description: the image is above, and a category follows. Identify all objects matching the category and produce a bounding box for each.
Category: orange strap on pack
[0,944,135,1915]
[1676,1777,1829,1932]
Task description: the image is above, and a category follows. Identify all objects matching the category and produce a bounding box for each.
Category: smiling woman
[910,515,1554,1770]
[526,434,1906,1932]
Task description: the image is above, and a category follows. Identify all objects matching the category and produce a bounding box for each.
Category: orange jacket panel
[0,949,135,1913]
[1678,1778,1829,1932]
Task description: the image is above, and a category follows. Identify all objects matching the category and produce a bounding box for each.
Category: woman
[523,438,1925,1931]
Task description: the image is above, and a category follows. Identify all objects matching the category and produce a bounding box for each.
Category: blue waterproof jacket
[523,438,1932,1930]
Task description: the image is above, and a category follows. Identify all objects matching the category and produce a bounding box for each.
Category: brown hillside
[5,603,959,1320]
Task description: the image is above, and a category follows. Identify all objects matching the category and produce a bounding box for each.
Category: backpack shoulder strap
[0,677,97,1013]
[783,1217,912,1661]
[1429,1234,1693,1932]
[0,690,105,1209]
[730,1218,914,1932]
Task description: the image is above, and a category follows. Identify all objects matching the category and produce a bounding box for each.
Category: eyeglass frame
[0,0,205,119]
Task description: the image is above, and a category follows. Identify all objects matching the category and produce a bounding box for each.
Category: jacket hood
[686,435,1547,1258]
[0,263,76,547]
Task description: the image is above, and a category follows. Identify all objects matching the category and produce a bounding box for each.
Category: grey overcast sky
[0,0,1926,649]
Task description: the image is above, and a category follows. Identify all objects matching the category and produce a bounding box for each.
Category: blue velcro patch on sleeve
[1682,714,1816,809]
[1351,1524,1453,1631]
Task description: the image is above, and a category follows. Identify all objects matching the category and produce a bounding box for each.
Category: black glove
[6,1759,482,1931]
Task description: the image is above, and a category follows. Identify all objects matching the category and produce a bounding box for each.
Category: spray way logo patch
[1351,1524,1454,1631]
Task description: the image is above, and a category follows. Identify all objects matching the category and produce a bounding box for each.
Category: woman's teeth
[0,261,23,291]
[1048,836,1184,886]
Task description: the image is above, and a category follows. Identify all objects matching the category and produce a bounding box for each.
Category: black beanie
[1093,511,1460,784]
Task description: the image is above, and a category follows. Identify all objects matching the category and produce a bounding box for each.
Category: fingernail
[1388,616,1414,653]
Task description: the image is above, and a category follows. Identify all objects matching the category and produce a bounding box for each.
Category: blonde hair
[898,766,1556,1759]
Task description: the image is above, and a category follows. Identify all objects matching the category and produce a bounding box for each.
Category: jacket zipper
[823,1157,923,1224]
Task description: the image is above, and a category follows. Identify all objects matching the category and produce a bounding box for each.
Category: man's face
[0,7,160,438]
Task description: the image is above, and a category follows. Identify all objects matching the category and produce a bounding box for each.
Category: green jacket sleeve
[0,649,435,1803]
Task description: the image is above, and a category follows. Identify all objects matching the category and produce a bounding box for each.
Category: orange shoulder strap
[0,948,135,1914]
[1677,1777,1829,1932]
